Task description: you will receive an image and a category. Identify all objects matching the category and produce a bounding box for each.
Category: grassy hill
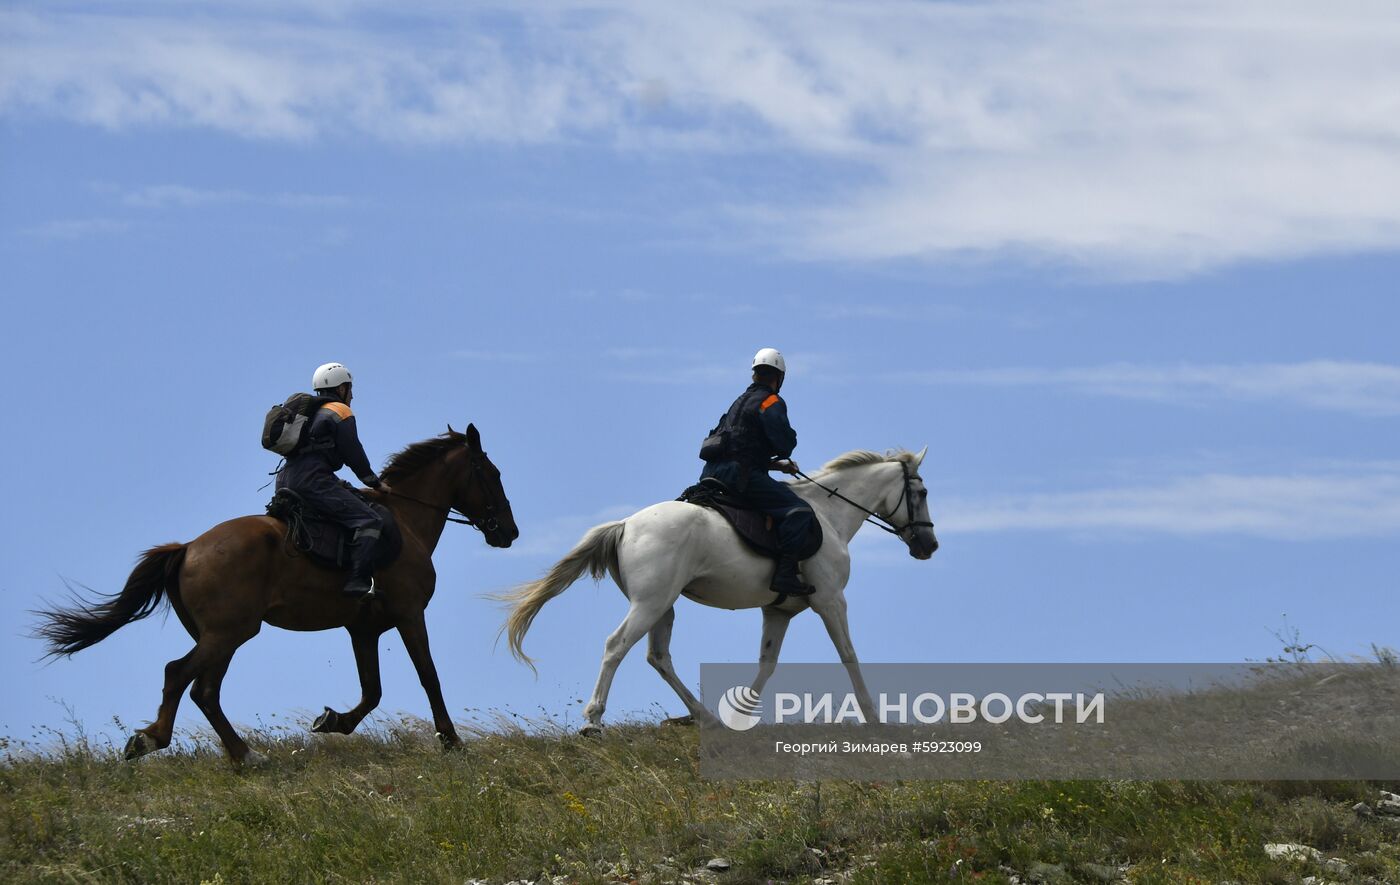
[3,718,1399,884]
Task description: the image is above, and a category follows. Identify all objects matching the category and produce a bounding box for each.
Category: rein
[793,461,934,538]
[385,490,477,526]
[383,454,502,533]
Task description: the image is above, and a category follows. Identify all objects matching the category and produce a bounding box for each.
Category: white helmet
[312,362,353,391]
[752,347,786,373]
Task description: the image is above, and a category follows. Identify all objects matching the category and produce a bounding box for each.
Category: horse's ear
[914,446,928,469]
[447,423,456,435]
[466,423,481,452]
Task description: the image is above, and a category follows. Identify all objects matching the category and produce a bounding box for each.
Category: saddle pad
[266,490,403,570]
[677,482,822,561]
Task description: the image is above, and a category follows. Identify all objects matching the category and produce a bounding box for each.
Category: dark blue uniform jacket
[276,402,383,534]
[700,382,814,554]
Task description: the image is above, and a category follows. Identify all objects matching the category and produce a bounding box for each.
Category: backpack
[261,393,327,456]
[699,390,758,462]
[698,412,733,462]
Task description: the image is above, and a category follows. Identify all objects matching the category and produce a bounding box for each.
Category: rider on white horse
[501,412,940,733]
[698,348,817,599]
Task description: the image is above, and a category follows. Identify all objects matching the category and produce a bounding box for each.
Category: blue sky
[3,1,1399,745]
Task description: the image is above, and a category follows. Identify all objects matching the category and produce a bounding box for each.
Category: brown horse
[37,423,518,765]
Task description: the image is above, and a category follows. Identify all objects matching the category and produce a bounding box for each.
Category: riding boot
[342,527,380,599]
[770,554,813,602]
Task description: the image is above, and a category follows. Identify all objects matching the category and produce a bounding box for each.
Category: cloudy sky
[3,1,1398,744]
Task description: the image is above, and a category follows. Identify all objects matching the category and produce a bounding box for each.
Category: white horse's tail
[499,521,625,670]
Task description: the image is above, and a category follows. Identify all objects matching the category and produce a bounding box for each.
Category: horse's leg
[645,606,716,726]
[312,625,384,736]
[583,593,674,735]
[190,650,263,767]
[125,648,199,759]
[812,594,878,723]
[751,605,796,695]
[397,613,460,749]
[127,635,233,760]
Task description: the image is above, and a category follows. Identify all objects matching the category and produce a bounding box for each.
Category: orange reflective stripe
[760,394,780,412]
[321,402,353,420]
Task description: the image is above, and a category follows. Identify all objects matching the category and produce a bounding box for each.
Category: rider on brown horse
[38,418,518,765]
[276,362,393,599]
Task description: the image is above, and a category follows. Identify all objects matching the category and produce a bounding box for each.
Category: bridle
[793,460,935,539]
[385,451,504,535]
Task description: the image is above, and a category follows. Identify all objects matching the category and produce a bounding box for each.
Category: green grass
[3,720,1399,884]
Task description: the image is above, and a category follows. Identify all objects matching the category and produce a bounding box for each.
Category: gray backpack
[261,393,327,456]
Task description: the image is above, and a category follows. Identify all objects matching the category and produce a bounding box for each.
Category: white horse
[501,449,938,733]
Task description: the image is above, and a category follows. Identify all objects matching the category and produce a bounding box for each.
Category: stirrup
[342,576,375,599]
[770,586,814,606]
[769,575,814,606]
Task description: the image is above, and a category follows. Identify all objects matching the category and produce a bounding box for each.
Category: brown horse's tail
[35,543,187,658]
[494,521,624,672]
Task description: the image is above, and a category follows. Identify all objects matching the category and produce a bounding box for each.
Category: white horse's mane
[799,449,919,480]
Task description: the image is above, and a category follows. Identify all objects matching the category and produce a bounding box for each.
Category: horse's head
[450,423,520,548]
[887,446,938,560]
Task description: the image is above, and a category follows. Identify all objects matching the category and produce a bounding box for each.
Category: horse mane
[380,430,465,484]
[800,449,919,480]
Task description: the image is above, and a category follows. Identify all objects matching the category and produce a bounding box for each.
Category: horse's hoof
[311,707,341,734]
[579,723,603,738]
[436,731,463,752]
[123,732,159,760]
[697,715,726,732]
[238,750,271,770]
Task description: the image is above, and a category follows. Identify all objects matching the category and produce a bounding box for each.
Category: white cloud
[448,350,540,363]
[943,469,1400,540]
[605,346,690,360]
[22,218,127,239]
[892,361,1400,417]
[6,2,1400,274]
[601,365,731,385]
[474,468,1398,553]
[122,185,350,209]
[814,302,969,322]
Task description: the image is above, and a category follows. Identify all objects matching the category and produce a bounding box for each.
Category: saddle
[265,488,403,571]
[677,478,822,560]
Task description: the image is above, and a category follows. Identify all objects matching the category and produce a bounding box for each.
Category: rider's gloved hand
[774,459,800,475]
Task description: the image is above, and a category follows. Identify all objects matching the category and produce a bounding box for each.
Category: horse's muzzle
[485,521,519,548]
[910,537,939,560]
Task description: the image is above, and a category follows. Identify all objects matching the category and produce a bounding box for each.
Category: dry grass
[3,718,1400,884]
